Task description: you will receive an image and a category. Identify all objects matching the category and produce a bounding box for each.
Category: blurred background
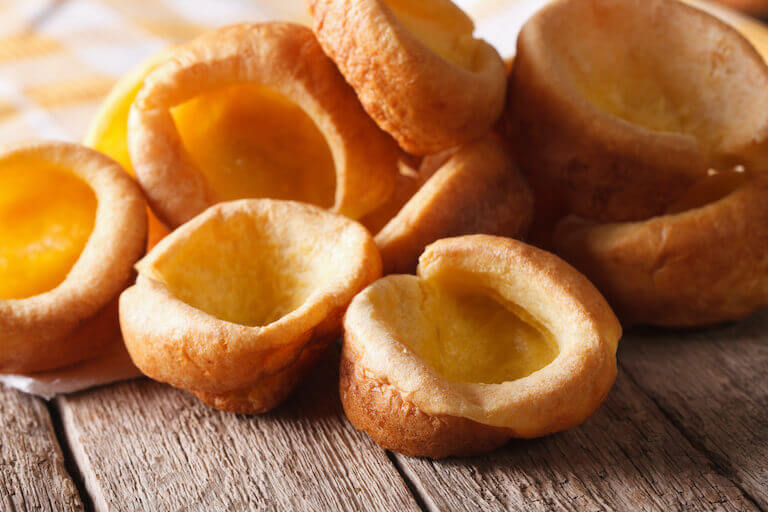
[0,0,766,147]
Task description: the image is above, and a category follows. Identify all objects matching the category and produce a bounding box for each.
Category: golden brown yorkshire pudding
[341,235,620,458]
[506,0,768,222]
[120,199,381,414]
[554,168,768,327]
[0,142,147,373]
[370,136,533,275]
[309,0,507,155]
[85,46,176,249]
[128,22,399,228]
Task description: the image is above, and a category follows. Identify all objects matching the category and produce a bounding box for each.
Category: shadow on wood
[56,341,420,512]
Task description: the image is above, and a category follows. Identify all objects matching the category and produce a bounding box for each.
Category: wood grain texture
[393,371,757,512]
[621,310,768,510]
[0,384,83,512]
[57,348,421,512]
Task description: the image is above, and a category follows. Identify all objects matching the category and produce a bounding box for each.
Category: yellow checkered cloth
[0,0,764,147]
[0,0,313,144]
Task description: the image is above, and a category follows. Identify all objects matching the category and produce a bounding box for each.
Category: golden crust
[505,0,768,222]
[374,136,533,274]
[195,329,337,414]
[341,235,620,457]
[339,354,510,459]
[129,22,399,228]
[309,0,507,155]
[553,176,768,327]
[0,142,147,373]
[120,199,381,414]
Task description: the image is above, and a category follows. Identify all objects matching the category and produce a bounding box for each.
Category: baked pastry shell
[505,0,768,222]
[554,176,768,327]
[373,135,533,274]
[128,22,399,228]
[0,142,147,373]
[120,199,381,413]
[341,235,620,458]
[309,0,507,155]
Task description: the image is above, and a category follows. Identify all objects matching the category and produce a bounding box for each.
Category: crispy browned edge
[2,284,125,374]
[339,349,511,459]
[192,309,344,414]
[375,136,533,275]
[308,0,506,155]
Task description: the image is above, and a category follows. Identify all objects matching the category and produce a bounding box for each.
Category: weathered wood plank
[0,384,83,512]
[393,370,757,512]
[57,347,421,512]
[620,310,768,510]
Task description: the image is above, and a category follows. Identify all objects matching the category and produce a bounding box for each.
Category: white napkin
[0,341,142,399]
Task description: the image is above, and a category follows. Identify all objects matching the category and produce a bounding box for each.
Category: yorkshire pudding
[506,0,768,222]
[0,142,147,373]
[120,199,381,413]
[85,46,176,248]
[554,168,768,327]
[309,0,507,155]
[369,136,533,274]
[341,235,620,458]
[128,22,399,228]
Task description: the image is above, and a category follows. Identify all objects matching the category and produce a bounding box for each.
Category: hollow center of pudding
[146,209,347,327]
[543,0,768,146]
[172,83,336,209]
[371,275,558,384]
[384,0,479,70]
[666,166,752,214]
[0,157,96,299]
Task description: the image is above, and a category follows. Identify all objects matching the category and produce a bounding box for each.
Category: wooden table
[2,310,766,511]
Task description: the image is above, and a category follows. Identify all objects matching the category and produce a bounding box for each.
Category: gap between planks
[8,313,767,511]
[55,347,424,512]
[53,310,768,512]
[47,400,96,512]
[0,384,83,512]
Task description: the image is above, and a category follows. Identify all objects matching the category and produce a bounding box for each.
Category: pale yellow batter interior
[384,0,481,70]
[143,208,349,327]
[369,274,559,384]
[542,0,768,148]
